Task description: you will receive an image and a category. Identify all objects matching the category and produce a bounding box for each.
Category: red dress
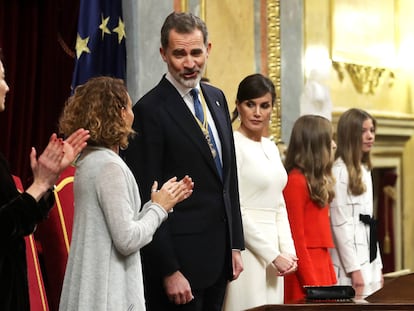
[283,169,337,303]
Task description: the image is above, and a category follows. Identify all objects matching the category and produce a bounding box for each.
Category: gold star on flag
[99,14,111,40]
[75,33,91,59]
[113,17,126,44]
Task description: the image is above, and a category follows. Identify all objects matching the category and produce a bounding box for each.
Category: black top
[0,152,53,311]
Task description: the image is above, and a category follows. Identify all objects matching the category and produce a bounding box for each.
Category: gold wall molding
[332,61,395,95]
[200,0,206,21]
[266,0,282,143]
[180,0,188,12]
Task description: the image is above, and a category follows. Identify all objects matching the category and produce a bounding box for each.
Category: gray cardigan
[59,147,167,311]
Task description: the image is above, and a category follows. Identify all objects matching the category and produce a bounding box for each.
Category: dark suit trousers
[145,269,228,311]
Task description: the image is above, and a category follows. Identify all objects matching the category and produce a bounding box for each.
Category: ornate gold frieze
[332,61,395,95]
[267,0,282,143]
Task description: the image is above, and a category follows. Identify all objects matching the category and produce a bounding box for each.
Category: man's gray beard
[179,76,201,88]
[179,66,206,88]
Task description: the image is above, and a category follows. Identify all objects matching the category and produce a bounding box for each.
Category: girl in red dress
[283,115,337,303]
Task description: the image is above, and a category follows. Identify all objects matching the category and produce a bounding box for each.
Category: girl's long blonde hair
[285,115,335,207]
[335,108,376,195]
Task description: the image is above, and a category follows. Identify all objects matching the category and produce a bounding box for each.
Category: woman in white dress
[57,77,193,311]
[223,74,297,311]
[330,108,383,297]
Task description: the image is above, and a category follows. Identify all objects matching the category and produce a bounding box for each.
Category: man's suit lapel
[160,78,221,179]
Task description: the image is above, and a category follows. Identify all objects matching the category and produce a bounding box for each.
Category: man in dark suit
[124,11,244,311]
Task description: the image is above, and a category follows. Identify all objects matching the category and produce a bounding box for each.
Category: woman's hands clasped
[273,253,298,276]
[150,175,194,212]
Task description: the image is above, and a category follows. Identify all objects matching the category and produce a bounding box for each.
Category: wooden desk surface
[246,303,414,311]
[246,274,414,311]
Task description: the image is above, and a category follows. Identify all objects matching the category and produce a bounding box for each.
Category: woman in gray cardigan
[57,76,193,311]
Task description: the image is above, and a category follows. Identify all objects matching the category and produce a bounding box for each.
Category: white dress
[329,158,383,296]
[59,147,168,311]
[223,131,296,311]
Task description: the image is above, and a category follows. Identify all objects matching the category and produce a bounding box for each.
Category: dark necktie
[190,88,222,180]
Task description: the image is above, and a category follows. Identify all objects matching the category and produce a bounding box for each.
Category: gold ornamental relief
[267,0,282,143]
[333,61,395,95]
[331,0,397,95]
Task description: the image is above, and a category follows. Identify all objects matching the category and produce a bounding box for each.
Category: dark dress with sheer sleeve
[0,152,53,311]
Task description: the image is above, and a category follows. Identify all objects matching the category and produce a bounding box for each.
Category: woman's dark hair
[231,73,276,123]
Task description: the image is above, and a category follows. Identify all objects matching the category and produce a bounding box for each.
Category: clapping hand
[150,175,194,212]
[60,128,90,169]
[27,129,89,201]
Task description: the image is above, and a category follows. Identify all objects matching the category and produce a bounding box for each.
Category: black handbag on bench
[304,285,355,301]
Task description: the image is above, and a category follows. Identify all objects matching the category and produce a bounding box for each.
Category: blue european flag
[71,0,126,89]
